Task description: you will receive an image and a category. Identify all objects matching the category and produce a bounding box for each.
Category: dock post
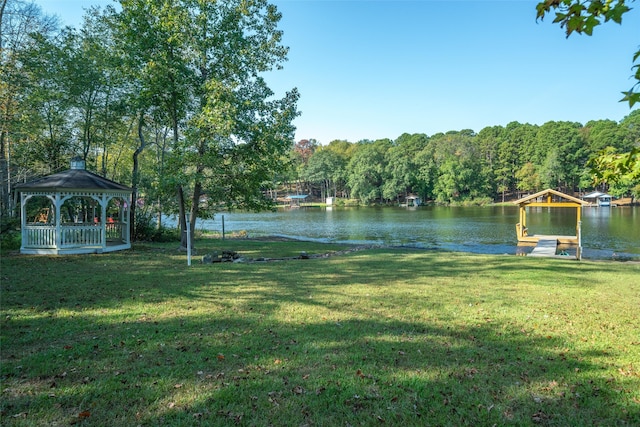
[577,220,582,260]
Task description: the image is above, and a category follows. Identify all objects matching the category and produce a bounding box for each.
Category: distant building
[582,191,612,207]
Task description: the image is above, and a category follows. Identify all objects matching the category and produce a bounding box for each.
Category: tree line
[291,113,639,205]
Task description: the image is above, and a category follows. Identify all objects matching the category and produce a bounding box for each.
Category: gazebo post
[19,193,28,250]
[101,195,108,249]
[55,193,62,249]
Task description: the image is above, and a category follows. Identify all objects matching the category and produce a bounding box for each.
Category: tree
[322,139,356,198]
[429,132,487,203]
[347,139,390,204]
[303,148,345,200]
[1,0,58,216]
[111,0,299,249]
[536,0,639,106]
[589,146,640,198]
[515,162,541,193]
[382,133,428,203]
[535,121,585,191]
[17,32,74,174]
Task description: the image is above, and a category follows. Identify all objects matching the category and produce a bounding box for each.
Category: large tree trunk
[130,114,147,240]
[178,185,187,249]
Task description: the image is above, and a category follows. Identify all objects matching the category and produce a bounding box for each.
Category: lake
[192,206,639,260]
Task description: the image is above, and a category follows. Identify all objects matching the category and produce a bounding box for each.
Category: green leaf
[605,3,631,23]
[620,91,640,108]
[583,15,601,35]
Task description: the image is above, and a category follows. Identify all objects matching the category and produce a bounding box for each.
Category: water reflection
[193,206,639,260]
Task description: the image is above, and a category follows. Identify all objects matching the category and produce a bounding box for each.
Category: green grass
[1,240,639,426]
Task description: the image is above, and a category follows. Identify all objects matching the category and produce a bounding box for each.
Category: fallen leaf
[78,410,91,419]
[217,354,225,361]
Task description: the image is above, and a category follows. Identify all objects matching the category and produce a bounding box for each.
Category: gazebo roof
[15,169,132,193]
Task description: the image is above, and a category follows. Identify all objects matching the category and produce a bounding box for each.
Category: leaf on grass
[532,411,548,423]
[217,354,225,361]
[78,411,91,419]
[292,385,304,395]
[356,369,364,378]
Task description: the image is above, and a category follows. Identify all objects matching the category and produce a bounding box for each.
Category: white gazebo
[15,158,133,255]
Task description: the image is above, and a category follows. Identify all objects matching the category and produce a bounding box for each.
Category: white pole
[186,212,191,266]
[577,220,582,261]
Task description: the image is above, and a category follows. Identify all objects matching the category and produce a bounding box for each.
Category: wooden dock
[529,238,558,257]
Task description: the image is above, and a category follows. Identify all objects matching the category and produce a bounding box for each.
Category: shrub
[0,217,21,251]
[133,210,179,242]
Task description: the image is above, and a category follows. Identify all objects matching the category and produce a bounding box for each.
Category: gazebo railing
[23,225,56,248]
[60,225,103,246]
[106,222,125,240]
[23,223,126,248]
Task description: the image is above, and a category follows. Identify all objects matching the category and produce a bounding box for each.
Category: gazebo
[15,158,132,255]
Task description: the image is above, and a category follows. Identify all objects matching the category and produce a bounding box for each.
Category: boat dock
[529,237,558,257]
[513,189,587,260]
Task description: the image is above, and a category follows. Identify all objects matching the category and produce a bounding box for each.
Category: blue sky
[35,0,639,144]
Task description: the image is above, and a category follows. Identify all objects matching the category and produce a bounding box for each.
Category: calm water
[193,206,639,260]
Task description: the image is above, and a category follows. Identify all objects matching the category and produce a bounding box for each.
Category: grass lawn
[1,240,639,426]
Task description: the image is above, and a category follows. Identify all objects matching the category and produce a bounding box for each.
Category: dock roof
[513,189,588,206]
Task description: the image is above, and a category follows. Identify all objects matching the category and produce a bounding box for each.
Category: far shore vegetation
[2,238,639,426]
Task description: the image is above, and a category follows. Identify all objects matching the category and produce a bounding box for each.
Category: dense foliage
[1,0,299,246]
[291,113,640,204]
